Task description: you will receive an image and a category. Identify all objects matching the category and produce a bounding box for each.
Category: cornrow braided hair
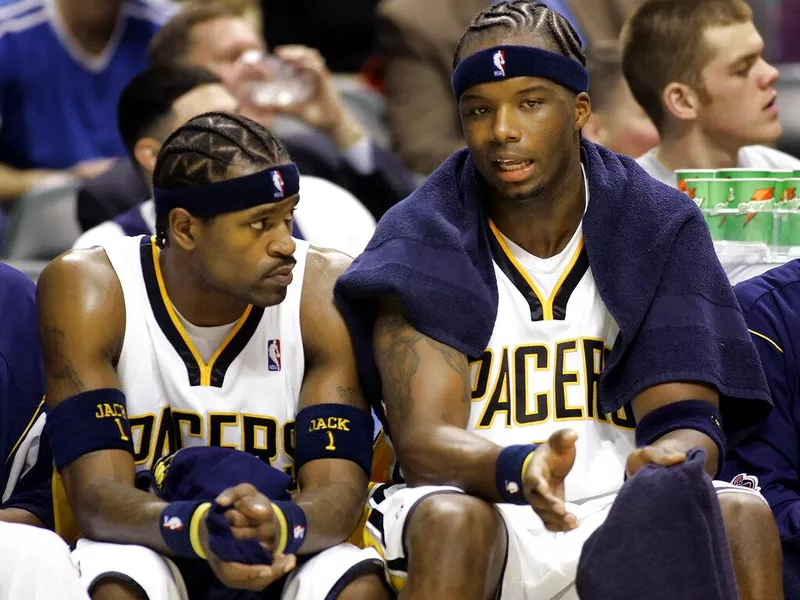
[152,111,290,247]
[452,0,585,69]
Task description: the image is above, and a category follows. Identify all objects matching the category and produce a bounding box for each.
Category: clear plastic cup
[233,50,315,108]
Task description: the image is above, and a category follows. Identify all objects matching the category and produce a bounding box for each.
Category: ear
[169,208,199,251]
[133,138,162,177]
[662,82,699,122]
[582,113,607,146]
[573,92,592,131]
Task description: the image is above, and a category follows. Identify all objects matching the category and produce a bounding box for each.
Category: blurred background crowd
[0,0,799,280]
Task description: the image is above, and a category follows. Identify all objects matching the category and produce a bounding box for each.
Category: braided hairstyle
[152,111,290,247]
[452,1,585,69]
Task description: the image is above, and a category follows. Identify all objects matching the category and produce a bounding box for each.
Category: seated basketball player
[0,263,90,600]
[37,112,388,600]
[335,2,783,599]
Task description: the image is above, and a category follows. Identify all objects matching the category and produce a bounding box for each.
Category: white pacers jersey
[103,235,308,481]
[471,209,635,503]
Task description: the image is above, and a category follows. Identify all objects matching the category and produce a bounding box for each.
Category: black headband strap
[153,163,300,218]
[452,45,589,98]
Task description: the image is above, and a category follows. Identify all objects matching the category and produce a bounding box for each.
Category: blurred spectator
[582,42,659,158]
[622,0,800,187]
[0,0,173,203]
[376,0,645,175]
[260,0,380,74]
[74,66,376,258]
[140,2,413,221]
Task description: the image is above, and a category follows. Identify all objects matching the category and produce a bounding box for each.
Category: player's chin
[249,282,290,307]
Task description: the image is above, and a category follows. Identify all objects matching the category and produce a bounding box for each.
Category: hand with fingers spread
[625,440,687,479]
[198,483,296,591]
[522,430,579,532]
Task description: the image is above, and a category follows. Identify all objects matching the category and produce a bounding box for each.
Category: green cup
[725,178,779,243]
[675,169,716,193]
[777,178,800,247]
[716,168,771,179]
[684,178,732,240]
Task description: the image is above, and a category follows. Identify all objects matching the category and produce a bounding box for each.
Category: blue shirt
[720,259,800,551]
[0,0,172,170]
[0,262,50,527]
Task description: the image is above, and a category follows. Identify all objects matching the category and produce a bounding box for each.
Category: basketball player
[335,2,783,599]
[37,112,388,600]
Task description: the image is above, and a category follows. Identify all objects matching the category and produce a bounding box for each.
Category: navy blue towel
[576,449,738,599]
[334,139,771,445]
[149,447,294,600]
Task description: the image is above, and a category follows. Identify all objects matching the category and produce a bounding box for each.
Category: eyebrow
[729,49,762,67]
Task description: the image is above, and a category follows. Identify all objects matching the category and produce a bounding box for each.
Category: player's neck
[487,162,585,259]
[159,249,249,327]
[655,125,741,172]
[55,0,123,55]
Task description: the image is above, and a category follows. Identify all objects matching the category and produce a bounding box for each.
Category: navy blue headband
[452,45,589,98]
[153,162,300,218]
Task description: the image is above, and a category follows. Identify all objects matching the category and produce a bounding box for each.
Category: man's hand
[522,430,579,532]
[269,45,365,148]
[625,440,687,478]
[199,484,296,591]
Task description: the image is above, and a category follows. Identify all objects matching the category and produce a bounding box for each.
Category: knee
[335,572,392,600]
[407,493,504,551]
[719,491,775,530]
[91,579,147,600]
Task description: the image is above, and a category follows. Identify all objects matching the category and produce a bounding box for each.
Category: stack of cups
[676,169,800,248]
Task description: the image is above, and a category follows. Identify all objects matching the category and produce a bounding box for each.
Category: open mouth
[763,94,778,111]
[493,159,533,172]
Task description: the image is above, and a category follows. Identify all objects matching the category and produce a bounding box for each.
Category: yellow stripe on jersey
[488,221,585,320]
[150,237,254,386]
[5,395,45,466]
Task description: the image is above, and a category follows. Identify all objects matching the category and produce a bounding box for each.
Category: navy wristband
[271,500,307,555]
[159,500,206,559]
[635,399,727,476]
[495,444,539,504]
[46,388,134,471]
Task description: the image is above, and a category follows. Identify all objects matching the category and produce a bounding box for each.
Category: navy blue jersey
[0,0,171,169]
[720,259,800,550]
[0,261,50,527]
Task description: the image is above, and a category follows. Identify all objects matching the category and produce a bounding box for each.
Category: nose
[758,58,780,89]
[491,105,521,144]
[268,227,296,258]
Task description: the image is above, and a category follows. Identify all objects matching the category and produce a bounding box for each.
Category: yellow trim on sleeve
[748,329,784,354]
[189,502,212,560]
[6,395,45,465]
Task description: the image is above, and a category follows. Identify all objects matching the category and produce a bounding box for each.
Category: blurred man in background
[582,42,659,158]
[74,66,376,258]
[79,2,413,230]
[0,0,172,203]
[622,0,800,187]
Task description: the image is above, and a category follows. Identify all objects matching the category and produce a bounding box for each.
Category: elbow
[391,426,445,487]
